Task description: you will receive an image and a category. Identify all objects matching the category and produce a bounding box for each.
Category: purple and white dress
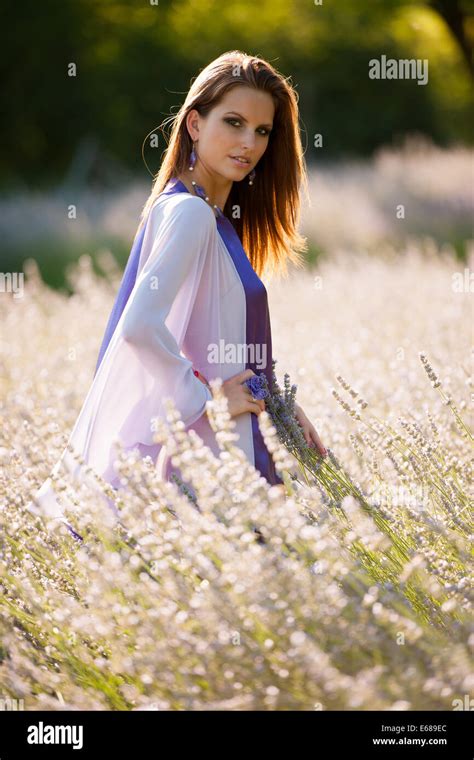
[33,177,283,521]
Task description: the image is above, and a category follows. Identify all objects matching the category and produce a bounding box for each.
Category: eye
[224,117,240,128]
[224,118,271,137]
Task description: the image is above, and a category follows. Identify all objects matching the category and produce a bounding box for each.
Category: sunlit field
[0,143,472,710]
[1,139,472,290]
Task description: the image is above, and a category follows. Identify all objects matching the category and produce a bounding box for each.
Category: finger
[244,392,265,408]
[249,400,263,415]
[310,429,328,457]
[236,369,256,383]
[311,428,324,448]
[303,425,318,449]
[242,390,265,414]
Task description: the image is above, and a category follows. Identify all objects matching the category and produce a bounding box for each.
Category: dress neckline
[163,177,268,292]
[165,177,226,222]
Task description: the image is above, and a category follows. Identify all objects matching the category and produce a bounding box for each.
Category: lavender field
[0,140,472,710]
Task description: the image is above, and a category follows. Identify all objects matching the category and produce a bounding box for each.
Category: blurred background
[1,0,472,290]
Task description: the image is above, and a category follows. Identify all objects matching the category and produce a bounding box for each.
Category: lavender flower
[244,372,269,400]
[257,361,376,519]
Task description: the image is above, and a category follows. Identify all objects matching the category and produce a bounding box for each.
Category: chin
[218,165,249,182]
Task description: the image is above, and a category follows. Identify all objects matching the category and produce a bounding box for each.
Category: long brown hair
[139,50,309,280]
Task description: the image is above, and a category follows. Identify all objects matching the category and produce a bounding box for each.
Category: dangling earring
[248,168,256,185]
[189,142,197,171]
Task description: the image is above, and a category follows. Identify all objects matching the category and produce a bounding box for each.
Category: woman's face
[188,86,275,182]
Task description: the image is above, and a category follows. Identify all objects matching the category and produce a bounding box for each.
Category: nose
[241,128,256,152]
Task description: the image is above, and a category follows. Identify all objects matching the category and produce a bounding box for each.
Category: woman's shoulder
[150,188,217,229]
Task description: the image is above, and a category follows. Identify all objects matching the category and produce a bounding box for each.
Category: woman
[32,50,327,523]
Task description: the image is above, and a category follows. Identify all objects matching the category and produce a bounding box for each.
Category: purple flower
[245,373,269,400]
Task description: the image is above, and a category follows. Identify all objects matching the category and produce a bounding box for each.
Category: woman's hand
[294,402,328,457]
[194,367,265,417]
[223,369,266,418]
[222,369,265,417]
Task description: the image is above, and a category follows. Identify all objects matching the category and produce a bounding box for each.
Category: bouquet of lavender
[245,359,369,509]
[243,361,434,589]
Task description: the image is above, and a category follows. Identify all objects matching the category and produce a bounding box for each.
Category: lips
[230,155,250,165]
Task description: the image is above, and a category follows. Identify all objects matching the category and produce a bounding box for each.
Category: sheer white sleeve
[120,195,216,430]
[31,194,218,518]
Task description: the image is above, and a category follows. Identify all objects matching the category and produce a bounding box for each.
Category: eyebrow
[223,111,273,129]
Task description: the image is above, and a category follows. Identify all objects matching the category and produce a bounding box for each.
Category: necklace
[191,180,225,219]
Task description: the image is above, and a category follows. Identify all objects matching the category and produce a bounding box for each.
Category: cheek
[207,123,229,147]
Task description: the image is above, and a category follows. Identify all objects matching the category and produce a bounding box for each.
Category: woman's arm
[294,402,327,457]
[120,195,217,430]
